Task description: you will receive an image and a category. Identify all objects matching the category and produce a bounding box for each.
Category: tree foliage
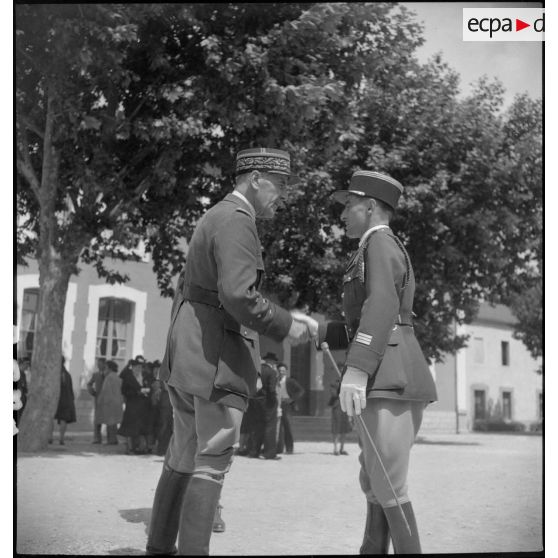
[16,3,542,449]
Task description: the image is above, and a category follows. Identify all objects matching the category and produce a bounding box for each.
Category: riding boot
[178,476,223,555]
[360,502,390,554]
[146,465,192,555]
[383,501,421,554]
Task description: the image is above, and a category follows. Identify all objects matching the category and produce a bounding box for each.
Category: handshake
[287,310,319,346]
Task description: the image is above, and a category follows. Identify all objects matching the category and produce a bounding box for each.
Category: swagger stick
[321,341,412,536]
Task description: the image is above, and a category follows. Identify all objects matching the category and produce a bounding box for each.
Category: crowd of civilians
[87,355,173,455]
[16,351,349,458]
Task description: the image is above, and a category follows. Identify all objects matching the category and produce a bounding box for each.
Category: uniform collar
[231,190,256,220]
[358,224,389,247]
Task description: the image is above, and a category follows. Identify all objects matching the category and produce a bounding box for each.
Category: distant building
[17,257,542,433]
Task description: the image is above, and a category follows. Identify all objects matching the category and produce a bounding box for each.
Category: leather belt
[395,312,414,327]
[183,284,223,309]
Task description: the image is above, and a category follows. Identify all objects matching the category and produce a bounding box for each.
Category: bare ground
[16,432,543,555]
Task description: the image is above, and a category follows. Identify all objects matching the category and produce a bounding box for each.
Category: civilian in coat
[249,353,281,460]
[96,360,123,444]
[87,358,107,443]
[50,357,76,445]
[328,377,352,455]
[118,358,150,454]
[276,362,305,455]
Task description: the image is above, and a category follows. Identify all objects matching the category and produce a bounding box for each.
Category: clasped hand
[339,366,369,417]
[287,310,319,345]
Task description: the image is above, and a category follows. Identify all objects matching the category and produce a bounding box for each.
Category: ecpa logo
[463,8,544,41]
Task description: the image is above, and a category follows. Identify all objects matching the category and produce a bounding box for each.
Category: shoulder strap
[360,230,411,297]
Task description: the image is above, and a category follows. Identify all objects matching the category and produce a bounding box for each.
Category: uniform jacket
[322,227,437,402]
[159,193,293,411]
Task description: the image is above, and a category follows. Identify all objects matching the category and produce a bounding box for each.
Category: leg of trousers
[356,399,425,553]
[281,408,294,453]
[106,424,118,444]
[262,412,278,459]
[164,386,243,555]
[93,423,102,443]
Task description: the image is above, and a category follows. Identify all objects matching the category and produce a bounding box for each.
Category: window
[501,341,510,366]
[96,297,134,371]
[502,391,512,420]
[473,337,484,364]
[19,288,40,360]
[474,390,486,420]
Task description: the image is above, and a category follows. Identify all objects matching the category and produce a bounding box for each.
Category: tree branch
[18,114,45,140]
[16,157,41,200]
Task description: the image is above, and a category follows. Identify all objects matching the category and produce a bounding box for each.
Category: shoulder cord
[358,232,411,295]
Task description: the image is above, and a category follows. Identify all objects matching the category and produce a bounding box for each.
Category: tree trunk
[17,254,72,452]
[17,81,74,452]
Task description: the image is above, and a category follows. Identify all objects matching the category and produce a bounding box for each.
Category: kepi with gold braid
[235,147,300,185]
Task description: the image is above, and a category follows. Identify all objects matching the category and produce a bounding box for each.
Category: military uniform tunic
[159,192,293,412]
[342,226,437,403]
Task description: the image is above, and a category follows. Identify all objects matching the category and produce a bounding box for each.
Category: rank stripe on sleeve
[355,332,373,345]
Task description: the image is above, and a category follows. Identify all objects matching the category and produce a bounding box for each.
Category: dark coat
[321,227,437,402]
[118,369,150,437]
[159,193,293,411]
[260,363,279,411]
[96,371,123,425]
[55,366,76,424]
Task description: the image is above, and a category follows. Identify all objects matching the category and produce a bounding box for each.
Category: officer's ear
[250,170,261,190]
[367,199,376,213]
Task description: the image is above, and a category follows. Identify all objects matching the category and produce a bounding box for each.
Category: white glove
[339,366,368,417]
[290,310,319,339]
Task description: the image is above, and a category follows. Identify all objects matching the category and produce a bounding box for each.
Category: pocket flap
[223,314,256,340]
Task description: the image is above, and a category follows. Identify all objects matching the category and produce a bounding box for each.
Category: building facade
[17,257,542,433]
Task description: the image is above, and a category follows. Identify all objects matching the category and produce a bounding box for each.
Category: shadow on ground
[17,439,168,459]
[119,507,151,533]
[415,437,480,446]
[108,547,146,555]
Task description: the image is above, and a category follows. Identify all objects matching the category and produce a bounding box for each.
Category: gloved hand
[339,366,369,417]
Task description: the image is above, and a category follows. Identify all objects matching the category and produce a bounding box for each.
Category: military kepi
[332,170,403,210]
[236,147,299,184]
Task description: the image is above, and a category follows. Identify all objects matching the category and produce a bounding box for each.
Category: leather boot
[360,502,390,554]
[383,502,421,554]
[212,503,226,533]
[178,476,223,555]
[146,465,192,555]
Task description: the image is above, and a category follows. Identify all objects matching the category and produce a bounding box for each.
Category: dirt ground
[16,432,543,556]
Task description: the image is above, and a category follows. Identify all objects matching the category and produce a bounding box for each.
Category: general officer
[324,170,438,554]
[146,148,312,556]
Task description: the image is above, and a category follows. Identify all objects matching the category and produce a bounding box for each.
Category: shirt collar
[231,190,256,220]
[359,224,389,247]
